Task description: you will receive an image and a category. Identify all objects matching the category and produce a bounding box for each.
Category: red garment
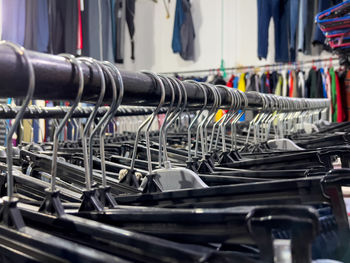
[226,75,234,88]
[289,71,294,97]
[335,72,345,122]
[344,70,350,121]
[77,0,83,53]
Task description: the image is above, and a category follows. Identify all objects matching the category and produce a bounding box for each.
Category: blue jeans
[257,0,290,62]
[289,0,299,62]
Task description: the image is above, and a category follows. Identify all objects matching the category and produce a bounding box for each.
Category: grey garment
[179,0,195,61]
[114,0,126,63]
[297,0,307,52]
[82,0,114,61]
[82,0,99,59]
[101,0,114,62]
[48,0,64,54]
[304,0,316,55]
[126,0,135,60]
[289,0,299,61]
[24,0,39,51]
[24,0,49,52]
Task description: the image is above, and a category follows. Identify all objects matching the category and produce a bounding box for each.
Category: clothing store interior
[3,0,350,262]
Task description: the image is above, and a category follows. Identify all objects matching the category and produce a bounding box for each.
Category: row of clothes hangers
[0,40,349,262]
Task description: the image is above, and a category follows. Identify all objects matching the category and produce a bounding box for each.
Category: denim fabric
[172,0,185,54]
[257,0,289,62]
[289,0,300,62]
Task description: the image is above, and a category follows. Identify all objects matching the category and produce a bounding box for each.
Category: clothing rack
[0,48,329,109]
[159,57,340,75]
[0,105,167,119]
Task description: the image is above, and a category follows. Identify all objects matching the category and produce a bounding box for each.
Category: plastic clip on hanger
[140,75,208,192]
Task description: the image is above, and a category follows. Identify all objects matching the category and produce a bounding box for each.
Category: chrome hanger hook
[1,41,35,200]
[50,54,84,192]
[77,57,106,191]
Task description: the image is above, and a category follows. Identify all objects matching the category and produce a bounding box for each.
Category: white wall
[121,0,332,73]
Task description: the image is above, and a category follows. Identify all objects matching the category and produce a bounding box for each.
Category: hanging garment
[238,73,246,92]
[24,0,49,53]
[234,74,240,90]
[226,75,234,88]
[255,74,260,92]
[326,69,332,121]
[330,68,337,122]
[297,0,307,52]
[114,0,126,63]
[313,69,324,98]
[246,74,254,92]
[24,0,38,51]
[275,74,283,96]
[48,0,63,53]
[172,0,195,60]
[110,0,116,58]
[326,69,333,121]
[320,68,328,98]
[339,70,348,122]
[282,69,288,97]
[213,75,226,85]
[260,73,265,93]
[289,0,300,62]
[77,0,83,55]
[257,0,289,62]
[265,71,271,93]
[335,71,345,123]
[304,0,316,55]
[306,68,317,98]
[126,0,136,60]
[63,0,78,54]
[82,0,100,59]
[245,73,251,92]
[289,70,293,97]
[269,71,278,94]
[101,0,114,62]
[1,0,26,45]
[298,71,306,98]
[49,0,78,54]
[292,70,298,98]
[344,70,350,121]
[82,0,113,61]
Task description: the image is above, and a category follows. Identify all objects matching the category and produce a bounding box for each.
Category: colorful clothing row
[178,66,348,123]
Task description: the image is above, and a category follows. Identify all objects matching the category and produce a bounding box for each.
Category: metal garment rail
[0,48,264,109]
[0,48,328,109]
[159,57,339,75]
[0,105,168,119]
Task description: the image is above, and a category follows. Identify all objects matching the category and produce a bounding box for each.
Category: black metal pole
[0,48,262,108]
[0,105,168,119]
